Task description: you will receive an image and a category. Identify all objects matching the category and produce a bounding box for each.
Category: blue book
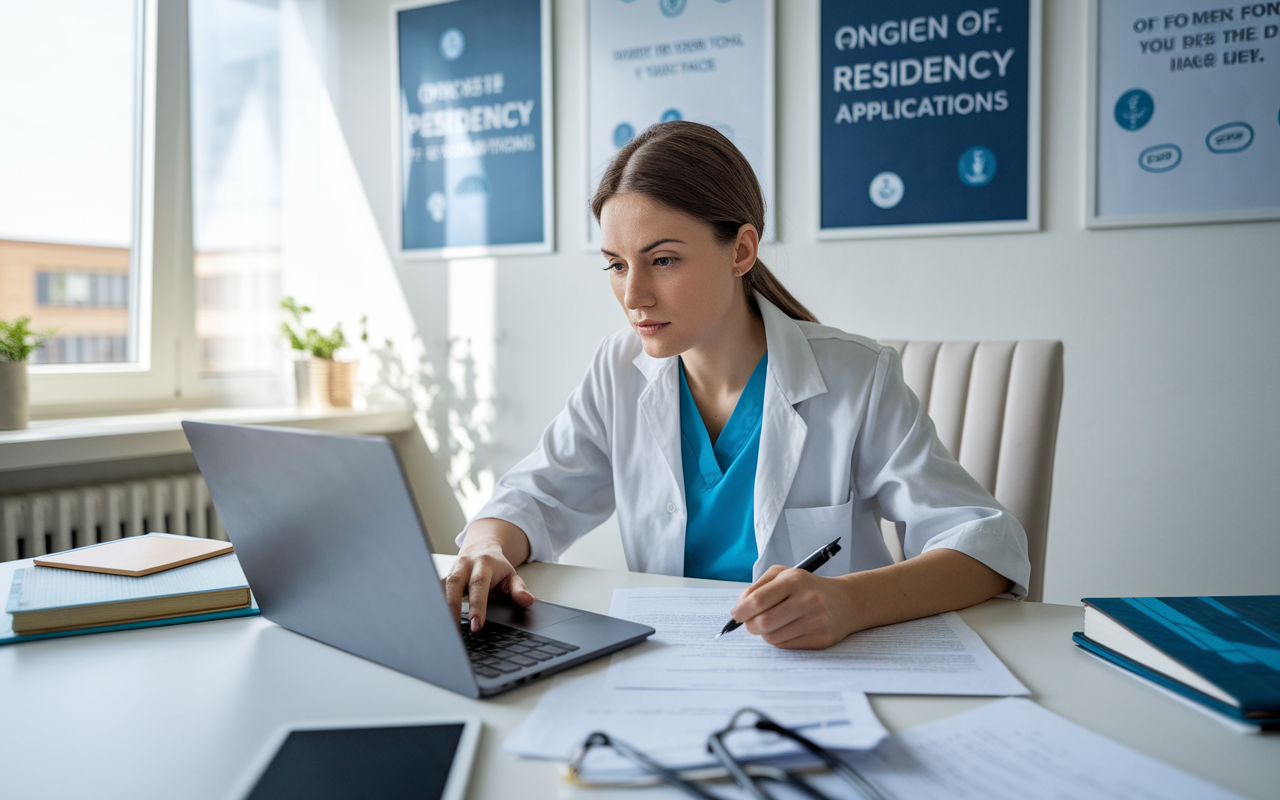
[6,553,253,636]
[1074,596,1280,726]
[1,599,260,646]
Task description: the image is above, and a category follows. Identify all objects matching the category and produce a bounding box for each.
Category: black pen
[716,537,843,638]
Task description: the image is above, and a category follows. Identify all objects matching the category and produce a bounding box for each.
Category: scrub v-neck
[678,352,767,582]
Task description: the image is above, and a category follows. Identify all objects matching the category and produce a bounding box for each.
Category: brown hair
[591,121,817,323]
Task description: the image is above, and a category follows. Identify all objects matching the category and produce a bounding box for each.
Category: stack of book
[1074,595,1280,730]
[4,533,258,643]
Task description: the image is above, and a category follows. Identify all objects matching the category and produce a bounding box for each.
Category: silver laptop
[182,421,653,698]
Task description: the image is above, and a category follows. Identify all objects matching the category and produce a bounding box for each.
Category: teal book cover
[1,598,260,646]
[4,553,259,645]
[6,553,249,615]
[1078,596,1280,718]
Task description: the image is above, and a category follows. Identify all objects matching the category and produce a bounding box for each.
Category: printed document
[606,588,1028,695]
[504,673,886,780]
[806,698,1243,800]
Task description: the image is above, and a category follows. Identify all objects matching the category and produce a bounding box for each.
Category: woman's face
[599,192,756,360]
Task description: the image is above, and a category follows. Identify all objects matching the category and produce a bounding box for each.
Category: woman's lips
[634,320,670,336]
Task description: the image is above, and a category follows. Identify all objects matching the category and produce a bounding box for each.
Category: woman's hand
[444,518,535,632]
[730,549,1014,650]
[729,565,857,650]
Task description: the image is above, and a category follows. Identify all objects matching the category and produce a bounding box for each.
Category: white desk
[1,555,1275,799]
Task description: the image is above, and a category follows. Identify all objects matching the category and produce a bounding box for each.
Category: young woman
[445,122,1029,650]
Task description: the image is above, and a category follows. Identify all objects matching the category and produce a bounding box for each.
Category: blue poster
[820,1,1037,235]
[397,0,549,253]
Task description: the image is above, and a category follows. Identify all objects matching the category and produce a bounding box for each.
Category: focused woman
[445,122,1029,650]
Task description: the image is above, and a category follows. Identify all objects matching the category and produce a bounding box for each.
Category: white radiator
[0,473,226,563]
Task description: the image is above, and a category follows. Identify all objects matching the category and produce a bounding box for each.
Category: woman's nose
[624,269,652,309]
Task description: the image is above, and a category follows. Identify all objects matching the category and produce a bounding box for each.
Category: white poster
[587,0,774,245]
[1092,0,1280,226]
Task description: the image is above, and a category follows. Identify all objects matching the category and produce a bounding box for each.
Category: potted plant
[0,317,56,431]
[280,297,360,409]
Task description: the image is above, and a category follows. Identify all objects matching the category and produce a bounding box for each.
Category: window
[0,0,142,367]
[189,0,283,376]
[0,1,289,413]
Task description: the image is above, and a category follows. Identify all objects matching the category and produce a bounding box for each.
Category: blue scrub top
[679,353,767,582]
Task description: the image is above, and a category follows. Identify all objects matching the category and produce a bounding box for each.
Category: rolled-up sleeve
[855,347,1031,599]
[455,340,617,563]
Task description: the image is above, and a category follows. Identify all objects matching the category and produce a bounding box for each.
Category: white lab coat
[459,294,1030,599]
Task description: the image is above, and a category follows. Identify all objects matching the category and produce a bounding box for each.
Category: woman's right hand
[444,518,535,632]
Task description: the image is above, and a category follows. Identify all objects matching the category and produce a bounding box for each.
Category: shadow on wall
[365,332,502,514]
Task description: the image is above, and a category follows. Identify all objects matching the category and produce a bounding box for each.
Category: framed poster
[586,0,774,246]
[1087,0,1280,228]
[392,0,552,258]
[818,1,1042,239]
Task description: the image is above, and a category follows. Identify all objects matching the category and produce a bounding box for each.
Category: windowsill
[0,405,416,472]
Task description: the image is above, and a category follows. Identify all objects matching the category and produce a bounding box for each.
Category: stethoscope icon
[876,178,896,199]
[968,150,986,179]
[1120,94,1150,128]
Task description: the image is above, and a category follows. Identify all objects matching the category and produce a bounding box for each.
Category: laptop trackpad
[484,598,583,630]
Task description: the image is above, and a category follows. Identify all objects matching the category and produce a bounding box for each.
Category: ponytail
[743,261,817,323]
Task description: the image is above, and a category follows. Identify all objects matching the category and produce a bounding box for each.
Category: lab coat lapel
[633,349,685,575]
[753,295,827,573]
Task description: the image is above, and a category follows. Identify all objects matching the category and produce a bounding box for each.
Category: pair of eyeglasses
[564,708,890,800]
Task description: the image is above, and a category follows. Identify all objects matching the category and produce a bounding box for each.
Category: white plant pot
[0,361,29,430]
[293,357,332,410]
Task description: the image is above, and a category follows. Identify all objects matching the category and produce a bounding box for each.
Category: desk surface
[1,555,1275,799]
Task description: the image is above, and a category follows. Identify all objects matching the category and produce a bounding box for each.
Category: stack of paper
[506,588,1243,798]
[504,674,887,781]
[604,588,1030,695]
[816,699,1246,800]
[506,587,1029,780]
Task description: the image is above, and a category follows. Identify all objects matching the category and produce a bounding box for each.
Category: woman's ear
[733,223,760,277]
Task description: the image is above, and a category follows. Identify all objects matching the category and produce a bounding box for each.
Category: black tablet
[235,717,481,800]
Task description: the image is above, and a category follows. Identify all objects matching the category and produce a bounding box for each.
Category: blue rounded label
[1114,89,1154,131]
[1138,144,1181,173]
[660,0,687,17]
[1205,122,1254,153]
[613,122,635,148]
[958,146,996,186]
[439,28,465,61]
[869,172,905,209]
[661,108,682,122]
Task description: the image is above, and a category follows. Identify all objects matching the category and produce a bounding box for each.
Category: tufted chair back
[878,341,1064,602]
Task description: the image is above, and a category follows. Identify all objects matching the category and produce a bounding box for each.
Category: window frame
[28,0,289,416]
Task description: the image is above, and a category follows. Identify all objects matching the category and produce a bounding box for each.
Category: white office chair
[878,341,1064,602]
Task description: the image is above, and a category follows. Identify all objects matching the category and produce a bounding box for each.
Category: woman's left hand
[729,565,857,650]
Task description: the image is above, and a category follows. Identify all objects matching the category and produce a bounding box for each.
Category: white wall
[332,0,1280,604]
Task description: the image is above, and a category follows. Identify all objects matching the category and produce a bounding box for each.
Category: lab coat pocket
[783,497,854,577]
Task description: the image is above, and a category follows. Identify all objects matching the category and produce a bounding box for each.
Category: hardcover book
[1074,595,1280,725]
[6,553,251,635]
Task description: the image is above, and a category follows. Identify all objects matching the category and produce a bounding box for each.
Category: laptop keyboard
[459,620,580,680]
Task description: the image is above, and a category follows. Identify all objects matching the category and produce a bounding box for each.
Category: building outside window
[0,0,141,366]
[189,0,283,376]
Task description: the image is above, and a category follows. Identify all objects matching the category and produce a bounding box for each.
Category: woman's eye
[653,256,676,267]
[603,262,625,272]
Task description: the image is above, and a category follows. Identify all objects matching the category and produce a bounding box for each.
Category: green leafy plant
[281,297,347,360]
[0,317,57,363]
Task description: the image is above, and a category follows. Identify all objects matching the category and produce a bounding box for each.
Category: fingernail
[471,618,480,632]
